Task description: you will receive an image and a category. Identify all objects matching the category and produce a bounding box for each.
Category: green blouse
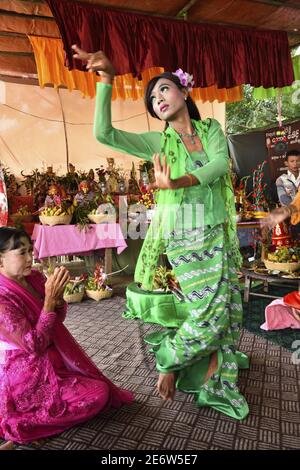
[94,82,227,228]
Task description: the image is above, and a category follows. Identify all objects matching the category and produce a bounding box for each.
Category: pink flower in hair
[173,68,195,91]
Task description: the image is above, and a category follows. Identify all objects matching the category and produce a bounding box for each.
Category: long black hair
[0,227,32,254]
[145,72,201,123]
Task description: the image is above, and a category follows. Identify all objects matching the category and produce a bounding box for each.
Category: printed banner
[265,121,300,180]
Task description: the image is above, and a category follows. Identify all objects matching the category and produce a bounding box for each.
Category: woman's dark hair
[145,72,201,124]
[0,227,32,254]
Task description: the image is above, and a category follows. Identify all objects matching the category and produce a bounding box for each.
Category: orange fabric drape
[191,85,242,103]
[29,36,242,102]
[28,36,99,98]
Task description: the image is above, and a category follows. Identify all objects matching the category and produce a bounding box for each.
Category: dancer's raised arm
[72,45,161,161]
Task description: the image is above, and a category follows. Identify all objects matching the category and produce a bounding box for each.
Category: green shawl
[135,118,242,290]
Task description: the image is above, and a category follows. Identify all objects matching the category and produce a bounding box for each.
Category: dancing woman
[72,45,249,420]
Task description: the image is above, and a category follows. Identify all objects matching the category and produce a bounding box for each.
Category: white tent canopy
[0,80,225,177]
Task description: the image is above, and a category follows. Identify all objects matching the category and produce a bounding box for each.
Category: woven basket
[63,291,84,303]
[263,259,300,273]
[39,214,72,226]
[11,214,33,224]
[87,213,115,224]
[85,288,113,301]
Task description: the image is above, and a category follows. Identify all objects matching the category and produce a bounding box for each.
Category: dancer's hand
[148,154,174,191]
[260,206,290,230]
[72,45,115,81]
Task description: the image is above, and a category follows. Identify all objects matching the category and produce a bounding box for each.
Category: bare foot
[157,372,175,400]
[204,351,218,383]
[0,440,14,450]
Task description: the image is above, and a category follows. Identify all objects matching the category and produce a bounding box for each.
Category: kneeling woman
[0,227,133,444]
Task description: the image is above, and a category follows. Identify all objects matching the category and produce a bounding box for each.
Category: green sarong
[145,224,249,420]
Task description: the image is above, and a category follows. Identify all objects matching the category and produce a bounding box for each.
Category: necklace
[177,126,197,145]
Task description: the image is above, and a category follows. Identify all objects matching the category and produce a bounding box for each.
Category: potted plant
[137,190,156,221]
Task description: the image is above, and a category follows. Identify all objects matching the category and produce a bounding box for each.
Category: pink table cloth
[32,224,127,259]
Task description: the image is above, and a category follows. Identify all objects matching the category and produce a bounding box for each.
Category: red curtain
[46,0,294,89]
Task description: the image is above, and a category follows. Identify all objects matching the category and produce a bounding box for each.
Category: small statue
[36,179,49,209]
[44,183,66,206]
[74,180,95,206]
[106,158,119,194]
[7,174,21,197]
[87,169,98,192]
[68,163,77,175]
[128,162,141,195]
[46,166,55,179]
[21,169,38,195]
[118,179,126,194]
[59,163,79,195]
[95,165,107,183]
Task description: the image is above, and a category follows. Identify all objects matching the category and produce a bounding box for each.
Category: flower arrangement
[235,176,252,213]
[64,274,87,295]
[73,194,103,230]
[234,161,269,219]
[152,266,186,301]
[153,266,177,291]
[40,201,75,217]
[85,263,113,300]
[267,246,300,263]
[63,274,87,303]
[250,161,268,211]
[137,190,156,210]
[86,264,108,290]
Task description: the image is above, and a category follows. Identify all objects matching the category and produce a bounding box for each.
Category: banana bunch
[66,205,75,215]
[267,247,299,263]
[40,205,75,217]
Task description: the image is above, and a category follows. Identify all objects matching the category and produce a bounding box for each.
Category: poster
[265,121,300,181]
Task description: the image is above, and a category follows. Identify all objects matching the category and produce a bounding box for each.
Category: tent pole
[57,88,69,172]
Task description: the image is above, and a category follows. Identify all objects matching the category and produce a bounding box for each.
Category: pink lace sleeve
[0,302,57,355]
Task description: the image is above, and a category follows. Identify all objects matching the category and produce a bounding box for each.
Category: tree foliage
[226,84,300,135]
